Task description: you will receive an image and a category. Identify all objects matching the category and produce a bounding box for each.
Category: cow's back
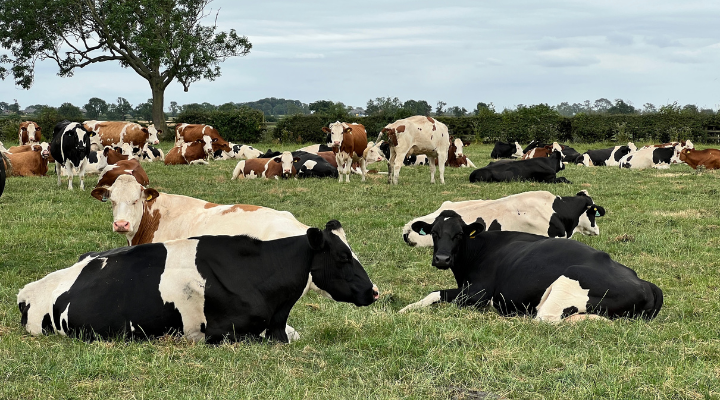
[96,159,149,189]
[392,116,449,154]
[164,146,186,165]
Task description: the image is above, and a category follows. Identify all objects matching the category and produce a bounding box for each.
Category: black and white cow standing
[50,120,95,190]
[469,150,570,184]
[402,190,605,247]
[18,221,379,343]
[578,143,637,167]
[399,210,663,321]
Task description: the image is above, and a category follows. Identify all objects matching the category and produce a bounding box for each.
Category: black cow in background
[259,149,282,158]
[399,210,663,321]
[469,150,570,184]
[50,120,94,190]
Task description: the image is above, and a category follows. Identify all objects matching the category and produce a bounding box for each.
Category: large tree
[0,0,251,137]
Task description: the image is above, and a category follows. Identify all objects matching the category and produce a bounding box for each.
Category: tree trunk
[149,77,169,141]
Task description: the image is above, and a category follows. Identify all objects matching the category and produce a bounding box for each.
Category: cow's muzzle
[432,254,452,269]
[113,220,131,232]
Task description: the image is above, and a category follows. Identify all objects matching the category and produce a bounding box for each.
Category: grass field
[1,141,719,399]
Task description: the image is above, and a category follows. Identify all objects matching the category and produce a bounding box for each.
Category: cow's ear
[343,127,353,134]
[273,157,282,163]
[157,129,162,134]
[464,218,486,239]
[141,128,149,134]
[293,157,301,163]
[592,205,605,217]
[144,188,159,202]
[307,227,325,250]
[103,147,111,156]
[322,127,331,133]
[463,141,471,147]
[91,188,109,202]
[411,221,433,236]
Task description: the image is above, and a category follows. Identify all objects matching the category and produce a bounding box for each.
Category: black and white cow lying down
[399,210,663,321]
[18,221,379,343]
[402,190,605,247]
[469,150,570,184]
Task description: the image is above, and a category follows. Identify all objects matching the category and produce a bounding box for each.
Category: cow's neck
[129,200,162,246]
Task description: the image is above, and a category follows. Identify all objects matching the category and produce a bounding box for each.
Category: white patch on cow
[259,324,301,342]
[453,138,464,157]
[58,302,71,336]
[328,121,347,147]
[580,153,593,167]
[17,255,97,335]
[398,291,441,313]
[304,160,317,170]
[296,144,321,154]
[231,160,246,180]
[535,275,589,322]
[130,321,136,332]
[100,258,108,269]
[0,141,8,153]
[159,239,207,342]
[513,142,523,158]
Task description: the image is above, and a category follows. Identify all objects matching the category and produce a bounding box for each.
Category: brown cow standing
[18,121,42,145]
[84,121,160,151]
[679,148,720,170]
[95,159,150,189]
[323,122,368,182]
[165,138,212,165]
[231,151,298,180]
[175,123,231,154]
[3,145,50,176]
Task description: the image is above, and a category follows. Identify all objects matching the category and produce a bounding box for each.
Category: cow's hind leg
[535,275,590,322]
[55,162,62,187]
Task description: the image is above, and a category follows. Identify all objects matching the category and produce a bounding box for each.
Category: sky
[2,0,720,112]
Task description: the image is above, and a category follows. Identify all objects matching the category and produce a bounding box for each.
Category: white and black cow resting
[399,210,663,321]
[490,141,523,159]
[50,120,95,190]
[469,150,570,184]
[292,151,338,179]
[618,146,674,170]
[18,221,379,343]
[403,191,605,247]
[579,143,637,167]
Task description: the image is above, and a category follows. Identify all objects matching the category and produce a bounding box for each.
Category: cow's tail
[643,281,664,320]
[1,152,12,176]
[231,160,245,180]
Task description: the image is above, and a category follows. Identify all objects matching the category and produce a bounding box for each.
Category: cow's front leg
[428,156,437,184]
[436,152,447,184]
[266,302,296,343]
[359,157,367,182]
[344,159,351,182]
[399,288,463,313]
[77,160,87,191]
[65,165,74,190]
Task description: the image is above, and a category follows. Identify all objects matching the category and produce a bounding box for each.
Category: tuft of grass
[1,140,720,399]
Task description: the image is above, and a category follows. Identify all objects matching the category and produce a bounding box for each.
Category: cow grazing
[678,148,720,170]
[292,151,339,179]
[94,159,149,190]
[50,121,95,190]
[490,141,523,159]
[579,143,637,167]
[398,210,663,321]
[175,123,231,155]
[380,116,451,184]
[402,190,606,247]
[619,146,675,169]
[3,144,51,176]
[231,151,298,180]
[469,150,570,184]
[18,220,378,343]
[139,143,165,162]
[84,121,160,151]
[323,122,368,182]
[18,121,42,145]
[164,137,213,165]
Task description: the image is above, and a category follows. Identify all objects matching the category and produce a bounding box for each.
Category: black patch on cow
[488,220,502,231]
[490,141,515,159]
[562,306,579,318]
[18,302,29,327]
[41,313,53,334]
[213,149,223,158]
[259,149,281,158]
[470,151,569,184]
[291,150,338,178]
[652,147,674,164]
[52,244,182,341]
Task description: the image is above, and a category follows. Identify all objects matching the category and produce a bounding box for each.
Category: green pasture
[0,142,719,399]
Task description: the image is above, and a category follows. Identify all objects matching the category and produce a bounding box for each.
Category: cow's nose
[372,286,380,300]
[333,141,340,146]
[153,140,159,144]
[433,254,451,266]
[113,220,130,232]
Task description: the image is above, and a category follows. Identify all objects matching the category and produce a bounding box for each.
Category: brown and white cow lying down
[323,122,368,182]
[175,123,231,155]
[3,143,52,176]
[402,190,605,247]
[522,142,563,160]
[83,121,160,151]
[231,151,298,180]
[445,138,476,168]
[380,116,451,184]
[18,121,42,145]
[95,159,150,189]
[679,148,720,170]
[165,137,213,165]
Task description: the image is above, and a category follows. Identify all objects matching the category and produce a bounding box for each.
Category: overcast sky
[2,0,720,112]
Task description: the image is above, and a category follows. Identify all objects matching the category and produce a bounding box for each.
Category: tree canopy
[0,0,251,136]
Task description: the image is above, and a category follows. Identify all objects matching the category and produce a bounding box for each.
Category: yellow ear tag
[147,195,153,201]
[469,230,476,239]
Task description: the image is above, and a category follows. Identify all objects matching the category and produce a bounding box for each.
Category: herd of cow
[8,114,719,344]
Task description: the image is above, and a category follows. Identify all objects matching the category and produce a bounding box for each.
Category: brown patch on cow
[221,204,262,215]
[388,131,399,147]
[427,117,435,123]
[396,125,406,133]
[432,124,436,131]
[204,203,220,209]
[131,208,161,246]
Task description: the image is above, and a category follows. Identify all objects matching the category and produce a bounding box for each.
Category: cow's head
[411,210,486,269]
[307,220,378,306]
[63,122,94,154]
[198,136,213,156]
[363,141,386,164]
[32,142,51,159]
[274,151,299,178]
[19,122,41,144]
[452,138,465,158]
[678,148,694,163]
[573,190,605,236]
[90,175,159,241]
[513,142,523,158]
[323,122,351,148]
[146,125,161,145]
